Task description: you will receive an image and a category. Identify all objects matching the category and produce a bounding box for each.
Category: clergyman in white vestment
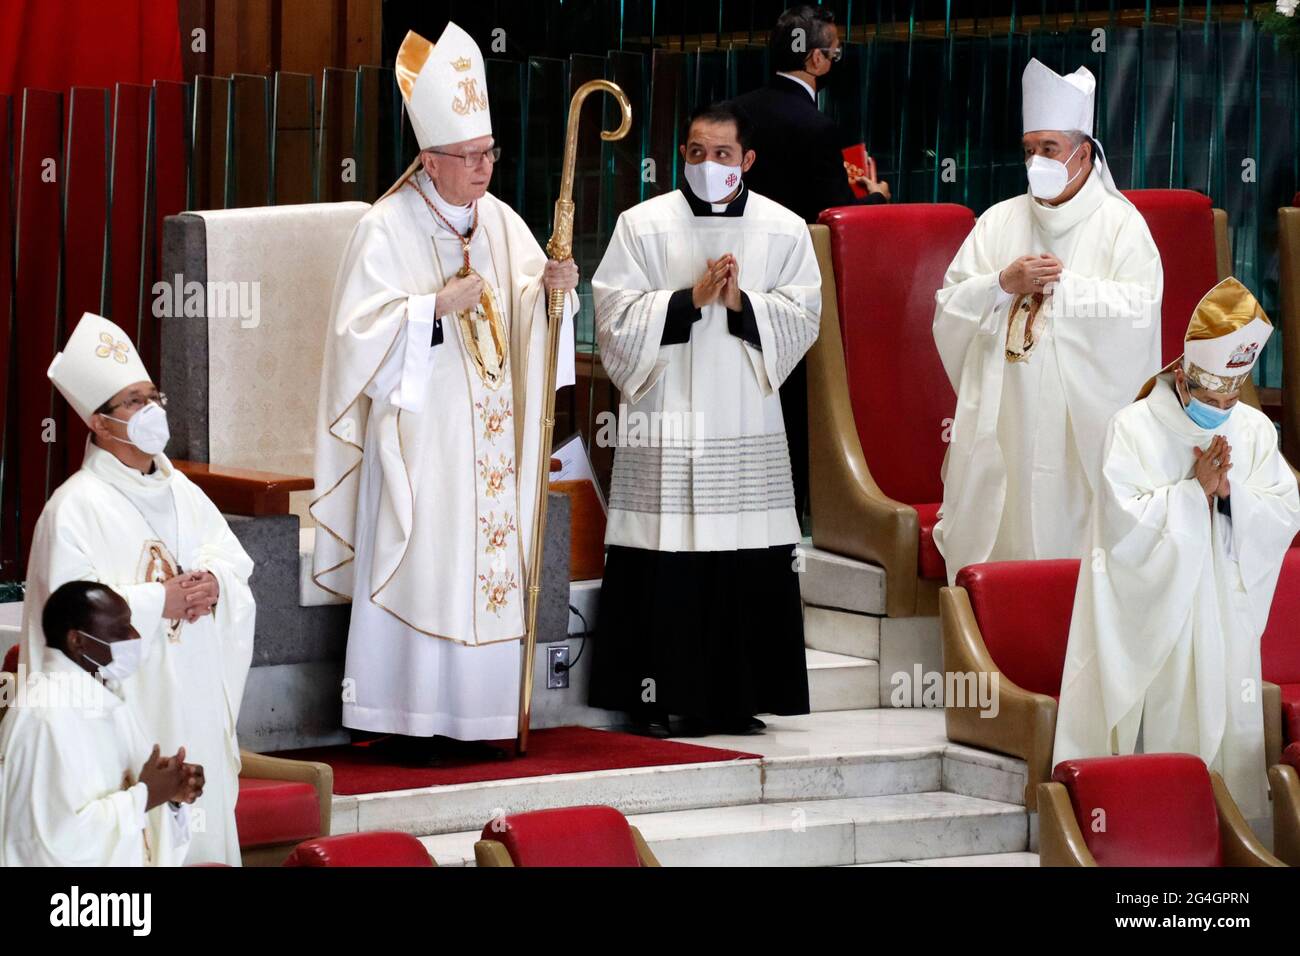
[24,312,256,865]
[311,24,577,749]
[586,103,821,737]
[1054,278,1300,823]
[932,59,1163,584]
[1,581,204,866]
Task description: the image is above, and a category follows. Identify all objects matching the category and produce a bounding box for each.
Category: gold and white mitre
[48,312,152,424]
[1182,277,1273,394]
[396,22,492,150]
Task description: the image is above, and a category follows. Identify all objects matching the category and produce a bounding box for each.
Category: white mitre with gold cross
[396,22,492,150]
[48,312,153,424]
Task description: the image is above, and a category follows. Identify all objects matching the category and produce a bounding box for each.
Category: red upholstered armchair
[1262,549,1300,752]
[807,205,975,617]
[237,751,334,866]
[1038,754,1284,867]
[940,560,1078,810]
[474,805,661,867]
[283,832,435,867]
[1270,743,1300,866]
[1123,189,1270,409]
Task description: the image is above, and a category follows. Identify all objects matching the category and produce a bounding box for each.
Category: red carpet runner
[275,726,761,796]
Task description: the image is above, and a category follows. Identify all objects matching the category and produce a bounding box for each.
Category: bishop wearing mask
[1054,278,1300,824]
[932,59,1163,583]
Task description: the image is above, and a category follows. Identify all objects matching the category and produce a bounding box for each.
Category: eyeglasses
[427,146,502,168]
[104,391,167,413]
[817,47,843,63]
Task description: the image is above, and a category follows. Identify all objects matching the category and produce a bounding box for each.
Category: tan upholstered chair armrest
[1211,772,1285,866]
[1267,764,1300,867]
[940,586,1058,809]
[1036,782,1096,866]
[806,225,920,618]
[239,749,334,837]
[631,826,661,867]
[1263,681,1282,770]
[473,839,514,867]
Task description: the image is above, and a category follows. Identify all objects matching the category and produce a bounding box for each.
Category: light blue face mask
[1180,382,1233,430]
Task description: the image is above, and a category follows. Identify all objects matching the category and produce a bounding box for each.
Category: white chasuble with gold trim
[18,439,256,865]
[312,171,575,739]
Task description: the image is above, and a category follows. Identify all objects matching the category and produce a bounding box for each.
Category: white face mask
[683,159,743,203]
[1026,141,1085,201]
[77,630,143,683]
[104,402,170,455]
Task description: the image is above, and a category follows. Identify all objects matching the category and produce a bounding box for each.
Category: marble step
[807,648,879,712]
[421,790,1028,867]
[330,745,945,839]
[803,604,880,660]
[850,851,1039,867]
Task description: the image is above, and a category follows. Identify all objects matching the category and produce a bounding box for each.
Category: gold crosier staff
[517,80,632,755]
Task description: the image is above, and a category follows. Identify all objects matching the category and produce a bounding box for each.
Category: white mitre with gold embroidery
[47,312,152,424]
[396,22,492,150]
[1183,277,1273,394]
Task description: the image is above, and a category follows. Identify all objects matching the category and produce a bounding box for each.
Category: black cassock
[586,182,811,729]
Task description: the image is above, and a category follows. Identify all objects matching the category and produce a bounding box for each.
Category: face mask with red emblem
[683,159,743,203]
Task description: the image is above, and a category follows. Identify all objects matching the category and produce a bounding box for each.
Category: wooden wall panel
[191,76,230,211]
[0,94,15,576]
[14,90,64,562]
[108,84,152,358]
[272,72,315,204]
[60,87,110,476]
[229,74,271,207]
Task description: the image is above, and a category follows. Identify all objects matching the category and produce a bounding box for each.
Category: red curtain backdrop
[0,0,182,95]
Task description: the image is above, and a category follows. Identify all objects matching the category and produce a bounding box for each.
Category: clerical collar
[421,171,474,233]
[681,179,748,217]
[775,72,817,101]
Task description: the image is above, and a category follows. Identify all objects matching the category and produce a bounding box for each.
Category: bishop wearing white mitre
[311,23,577,756]
[23,312,255,865]
[1054,278,1300,823]
[932,59,1163,583]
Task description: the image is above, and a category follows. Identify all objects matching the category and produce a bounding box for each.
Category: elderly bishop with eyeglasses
[311,22,577,762]
[21,311,257,865]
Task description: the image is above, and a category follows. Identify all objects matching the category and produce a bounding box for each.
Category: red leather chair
[1261,549,1300,751]
[1038,754,1283,866]
[1270,743,1300,866]
[474,805,660,867]
[1124,189,1268,410]
[235,753,334,866]
[807,205,975,617]
[939,560,1079,809]
[283,831,435,867]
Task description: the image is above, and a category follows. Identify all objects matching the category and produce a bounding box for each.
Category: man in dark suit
[732,4,889,522]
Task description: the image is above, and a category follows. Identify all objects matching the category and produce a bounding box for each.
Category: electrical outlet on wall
[547,645,570,690]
